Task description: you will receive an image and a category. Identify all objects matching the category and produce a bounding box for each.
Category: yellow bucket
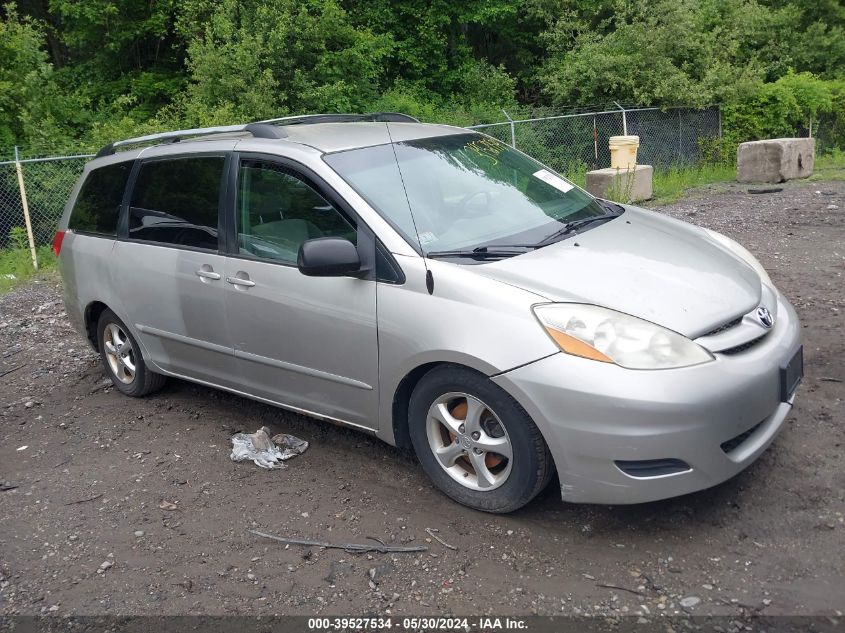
[609,135,640,169]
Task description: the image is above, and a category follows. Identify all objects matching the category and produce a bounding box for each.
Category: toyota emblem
[756,306,774,328]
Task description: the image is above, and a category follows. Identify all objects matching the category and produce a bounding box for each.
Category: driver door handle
[195,269,221,280]
[226,276,255,288]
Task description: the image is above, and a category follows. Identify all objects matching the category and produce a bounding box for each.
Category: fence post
[613,102,627,136]
[678,110,682,161]
[502,109,516,149]
[13,146,38,270]
[718,106,723,140]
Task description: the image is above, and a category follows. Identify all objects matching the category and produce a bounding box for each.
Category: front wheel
[97,309,166,397]
[408,366,554,513]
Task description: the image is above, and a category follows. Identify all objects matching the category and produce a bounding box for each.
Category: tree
[537,0,805,108]
[0,4,53,148]
[46,0,186,119]
[180,0,392,124]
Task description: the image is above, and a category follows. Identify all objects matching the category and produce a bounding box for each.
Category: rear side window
[68,162,132,236]
[128,156,225,250]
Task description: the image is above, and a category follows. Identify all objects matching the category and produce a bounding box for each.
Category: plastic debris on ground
[230,426,309,469]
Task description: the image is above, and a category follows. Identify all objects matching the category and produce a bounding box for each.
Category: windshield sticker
[418,231,437,245]
[533,169,574,193]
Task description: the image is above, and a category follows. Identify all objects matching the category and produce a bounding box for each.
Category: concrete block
[585,165,653,202]
[737,138,815,183]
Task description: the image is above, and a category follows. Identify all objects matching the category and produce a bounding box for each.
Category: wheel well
[391,361,495,451]
[84,301,109,349]
[392,362,443,451]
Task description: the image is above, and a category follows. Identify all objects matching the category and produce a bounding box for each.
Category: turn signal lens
[544,327,613,363]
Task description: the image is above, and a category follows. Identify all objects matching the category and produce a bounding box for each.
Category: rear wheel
[408,366,553,513]
[97,309,166,397]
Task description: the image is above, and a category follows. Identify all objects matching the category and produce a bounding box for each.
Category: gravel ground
[0,179,843,622]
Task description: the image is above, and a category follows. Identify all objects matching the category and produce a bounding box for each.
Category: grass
[809,148,845,182]
[0,246,57,295]
[561,162,736,206]
[650,163,736,205]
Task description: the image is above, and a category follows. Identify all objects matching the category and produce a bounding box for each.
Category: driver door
[223,156,379,429]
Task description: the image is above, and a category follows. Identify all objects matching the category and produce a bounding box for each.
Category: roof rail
[94,112,419,157]
[258,112,419,125]
[94,122,287,158]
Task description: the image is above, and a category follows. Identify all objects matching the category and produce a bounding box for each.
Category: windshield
[324,133,606,254]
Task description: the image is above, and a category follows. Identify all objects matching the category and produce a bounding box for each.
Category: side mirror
[297,237,362,277]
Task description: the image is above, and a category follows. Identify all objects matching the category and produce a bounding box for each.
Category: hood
[474,207,761,337]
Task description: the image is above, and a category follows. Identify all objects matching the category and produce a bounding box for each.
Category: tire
[97,308,167,397]
[408,365,554,513]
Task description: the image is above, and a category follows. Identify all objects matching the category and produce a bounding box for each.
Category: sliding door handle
[195,269,221,281]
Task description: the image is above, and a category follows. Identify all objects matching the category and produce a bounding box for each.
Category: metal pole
[613,101,627,136]
[502,109,516,148]
[13,146,38,270]
[593,116,598,161]
[718,106,722,140]
[678,110,682,160]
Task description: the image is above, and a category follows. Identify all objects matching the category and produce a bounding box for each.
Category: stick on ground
[248,529,428,554]
[64,493,103,505]
[425,527,458,551]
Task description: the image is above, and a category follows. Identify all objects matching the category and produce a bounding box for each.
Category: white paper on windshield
[532,169,574,193]
[418,231,437,245]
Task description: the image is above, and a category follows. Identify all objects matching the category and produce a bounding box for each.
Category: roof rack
[260,112,419,125]
[94,112,420,158]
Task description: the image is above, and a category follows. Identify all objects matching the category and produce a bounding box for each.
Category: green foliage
[0,4,54,148]
[179,0,393,124]
[721,72,838,156]
[650,164,736,204]
[0,226,55,294]
[48,0,185,114]
[8,225,28,250]
[1,0,844,153]
[604,167,638,204]
[538,0,796,108]
[340,0,537,97]
[809,148,845,182]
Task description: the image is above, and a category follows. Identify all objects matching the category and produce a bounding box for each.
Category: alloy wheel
[425,392,513,491]
[103,323,136,384]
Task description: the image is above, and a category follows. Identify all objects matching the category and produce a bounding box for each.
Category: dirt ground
[0,179,843,621]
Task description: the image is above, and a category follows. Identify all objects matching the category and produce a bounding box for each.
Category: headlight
[533,304,714,370]
[704,229,772,286]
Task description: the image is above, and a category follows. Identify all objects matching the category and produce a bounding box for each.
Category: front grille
[720,335,766,355]
[615,458,691,478]
[720,421,764,454]
[704,316,743,337]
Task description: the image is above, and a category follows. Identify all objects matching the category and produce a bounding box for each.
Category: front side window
[128,156,225,250]
[68,161,132,236]
[236,160,356,264]
[325,133,605,254]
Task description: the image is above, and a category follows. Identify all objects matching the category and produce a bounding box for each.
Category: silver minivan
[56,113,803,512]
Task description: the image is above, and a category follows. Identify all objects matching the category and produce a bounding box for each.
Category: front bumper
[493,294,802,504]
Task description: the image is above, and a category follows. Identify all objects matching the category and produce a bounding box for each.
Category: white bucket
[609,135,640,169]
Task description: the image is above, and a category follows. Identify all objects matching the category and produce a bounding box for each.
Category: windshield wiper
[428,206,625,258]
[597,198,625,213]
[533,211,623,247]
[427,246,530,260]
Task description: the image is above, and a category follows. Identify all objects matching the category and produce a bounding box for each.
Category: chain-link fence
[0,105,726,262]
[0,151,93,254]
[468,106,722,176]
